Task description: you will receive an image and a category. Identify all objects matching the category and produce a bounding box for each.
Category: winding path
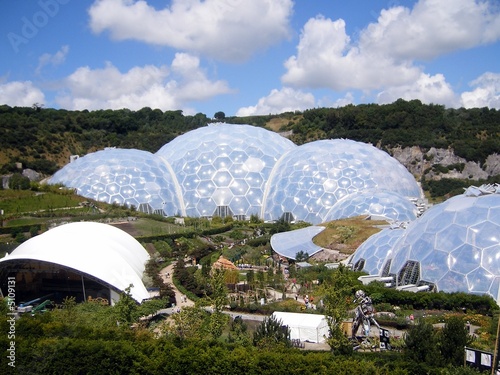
[159,262,194,308]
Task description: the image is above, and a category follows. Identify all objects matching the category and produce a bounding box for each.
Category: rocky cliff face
[391,146,499,181]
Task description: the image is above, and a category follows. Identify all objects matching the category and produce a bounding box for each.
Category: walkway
[159,262,194,308]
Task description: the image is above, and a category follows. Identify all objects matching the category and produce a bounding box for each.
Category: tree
[319,265,353,354]
[295,251,309,262]
[440,316,473,366]
[214,111,225,120]
[404,319,443,367]
[253,315,291,349]
[163,306,209,341]
[206,269,229,339]
[114,285,138,325]
[9,173,30,190]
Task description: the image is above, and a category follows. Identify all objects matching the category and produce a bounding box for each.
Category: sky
[1,0,500,117]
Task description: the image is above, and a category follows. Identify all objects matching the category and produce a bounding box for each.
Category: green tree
[295,250,309,262]
[246,269,255,289]
[253,315,291,349]
[440,316,473,366]
[214,111,226,120]
[404,319,443,367]
[9,173,30,190]
[164,305,209,340]
[113,285,138,325]
[319,265,353,354]
[206,269,230,339]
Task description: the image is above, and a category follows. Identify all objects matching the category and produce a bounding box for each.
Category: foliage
[363,283,498,315]
[269,218,291,235]
[439,316,474,366]
[214,111,226,120]
[253,315,291,349]
[163,306,210,341]
[404,319,443,368]
[319,265,354,354]
[206,269,230,339]
[113,285,138,325]
[8,173,30,190]
[295,250,309,262]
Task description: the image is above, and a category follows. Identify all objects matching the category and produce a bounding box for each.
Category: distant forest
[0,99,498,177]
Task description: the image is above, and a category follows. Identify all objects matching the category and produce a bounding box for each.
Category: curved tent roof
[270,226,325,260]
[0,222,150,302]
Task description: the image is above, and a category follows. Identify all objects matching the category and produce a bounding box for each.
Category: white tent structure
[0,222,150,303]
[272,311,329,343]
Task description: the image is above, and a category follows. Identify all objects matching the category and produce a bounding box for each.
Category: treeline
[281,99,499,164]
[1,100,498,176]
[0,105,210,174]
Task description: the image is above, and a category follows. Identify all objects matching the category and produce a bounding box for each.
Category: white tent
[271,311,329,343]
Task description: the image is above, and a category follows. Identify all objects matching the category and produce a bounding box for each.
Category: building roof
[0,222,150,302]
[270,226,325,260]
[212,255,238,270]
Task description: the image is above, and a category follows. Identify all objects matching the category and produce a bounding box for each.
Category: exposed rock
[22,168,41,181]
[485,154,500,176]
[391,146,497,181]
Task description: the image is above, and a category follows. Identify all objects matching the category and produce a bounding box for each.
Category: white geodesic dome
[263,139,422,224]
[382,186,500,301]
[322,190,418,223]
[50,148,183,216]
[155,123,296,218]
[49,124,422,224]
[350,226,406,276]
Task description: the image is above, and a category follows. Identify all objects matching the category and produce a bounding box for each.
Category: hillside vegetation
[1,100,498,173]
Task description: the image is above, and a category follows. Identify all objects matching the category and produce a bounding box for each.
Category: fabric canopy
[272,311,329,343]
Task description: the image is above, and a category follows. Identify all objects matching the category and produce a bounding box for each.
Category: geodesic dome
[382,185,500,301]
[49,124,422,224]
[322,190,418,223]
[156,123,295,218]
[263,139,422,224]
[50,148,183,216]
[350,226,406,276]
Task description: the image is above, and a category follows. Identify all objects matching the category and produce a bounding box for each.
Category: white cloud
[282,0,500,97]
[281,16,421,91]
[360,0,500,61]
[461,72,500,108]
[56,53,231,111]
[377,73,458,106]
[36,45,69,75]
[88,0,293,62]
[236,87,315,116]
[0,81,45,107]
[318,92,355,108]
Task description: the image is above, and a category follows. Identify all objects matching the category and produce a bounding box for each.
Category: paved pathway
[159,262,194,308]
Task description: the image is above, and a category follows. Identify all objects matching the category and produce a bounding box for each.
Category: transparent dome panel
[263,139,422,224]
[50,148,182,216]
[157,123,295,219]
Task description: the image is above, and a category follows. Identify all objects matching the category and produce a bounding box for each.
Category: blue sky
[1,0,500,116]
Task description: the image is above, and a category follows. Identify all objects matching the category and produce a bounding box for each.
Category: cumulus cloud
[36,45,69,75]
[461,72,500,108]
[236,87,315,116]
[88,0,293,62]
[282,0,500,97]
[56,53,231,111]
[281,16,421,91]
[0,81,45,107]
[377,73,458,106]
[360,0,500,61]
